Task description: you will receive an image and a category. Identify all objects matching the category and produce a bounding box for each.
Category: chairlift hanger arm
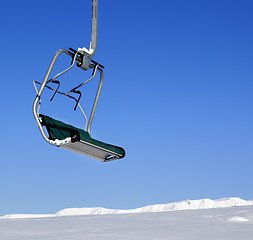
[90,0,98,58]
[67,0,98,71]
[77,0,98,59]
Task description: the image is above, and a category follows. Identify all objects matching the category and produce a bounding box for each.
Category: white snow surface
[49,137,71,146]
[1,197,252,220]
[0,199,253,240]
[228,216,249,222]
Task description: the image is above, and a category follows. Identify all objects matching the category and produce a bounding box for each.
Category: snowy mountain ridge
[1,197,253,220]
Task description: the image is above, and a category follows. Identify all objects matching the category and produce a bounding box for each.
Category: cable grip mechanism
[69,48,90,71]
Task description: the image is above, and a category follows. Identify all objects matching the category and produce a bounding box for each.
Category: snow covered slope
[1,197,253,219]
[0,204,253,240]
[56,197,253,216]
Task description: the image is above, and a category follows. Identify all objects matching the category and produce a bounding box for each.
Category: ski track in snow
[0,198,253,240]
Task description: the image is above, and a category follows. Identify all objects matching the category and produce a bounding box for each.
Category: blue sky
[0,0,252,215]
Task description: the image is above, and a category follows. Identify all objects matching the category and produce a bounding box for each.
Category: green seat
[40,114,125,161]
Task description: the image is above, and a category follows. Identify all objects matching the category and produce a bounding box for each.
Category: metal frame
[62,140,123,162]
[33,0,100,141]
[78,0,98,59]
[32,48,123,162]
[32,0,125,161]
[32,49,103,143]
